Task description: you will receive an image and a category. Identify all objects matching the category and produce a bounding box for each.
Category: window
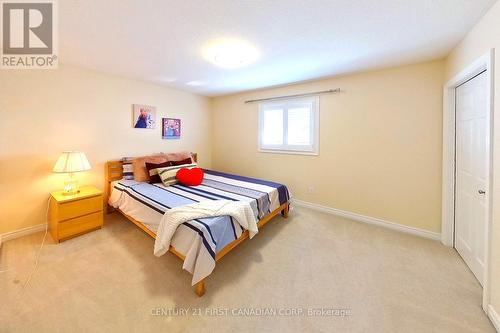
[259,96,319,155]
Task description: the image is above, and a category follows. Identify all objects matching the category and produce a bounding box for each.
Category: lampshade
[53,151,91,173]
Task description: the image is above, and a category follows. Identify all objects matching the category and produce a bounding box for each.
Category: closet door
[454,71,488,286]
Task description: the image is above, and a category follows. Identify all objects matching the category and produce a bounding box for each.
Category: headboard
[104,152,197,212]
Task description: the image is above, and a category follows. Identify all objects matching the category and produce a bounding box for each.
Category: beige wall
[3,12,495,317]
[445,0,500,318]
[0,64,212,234]
[212,60,445,233]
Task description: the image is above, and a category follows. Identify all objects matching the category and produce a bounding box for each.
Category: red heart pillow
[176,167,204,186]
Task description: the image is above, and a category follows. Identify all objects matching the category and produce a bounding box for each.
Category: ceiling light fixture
[203,38,259,69]
[186,80,204,86]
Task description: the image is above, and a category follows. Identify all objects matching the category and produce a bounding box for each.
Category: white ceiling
[59,0,496,96]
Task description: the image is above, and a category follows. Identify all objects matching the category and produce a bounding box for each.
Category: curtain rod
[244,88,341,104]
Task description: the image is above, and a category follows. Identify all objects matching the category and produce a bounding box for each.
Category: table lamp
[53,151,91,195]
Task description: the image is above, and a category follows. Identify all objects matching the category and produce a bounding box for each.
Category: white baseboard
[291,199,441,241]
[0,223,47,246]
[489,305,500,332]
[0,201,440,245]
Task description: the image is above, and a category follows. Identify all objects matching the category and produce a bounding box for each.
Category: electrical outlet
[307,185,315,193]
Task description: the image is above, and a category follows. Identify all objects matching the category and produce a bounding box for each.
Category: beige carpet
[0,206,495,333]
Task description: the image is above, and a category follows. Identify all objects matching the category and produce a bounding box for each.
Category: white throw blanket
[154,200,258,257]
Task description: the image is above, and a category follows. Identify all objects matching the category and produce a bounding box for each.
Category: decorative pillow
[132,155,169,182]
[169,157,193,166]
[158,163,197,186]
[146,161,172,184]
[176,167,204,186]
[164,151,192,163]
[121,157,135,180]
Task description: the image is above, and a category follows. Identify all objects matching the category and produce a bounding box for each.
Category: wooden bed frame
[104,153,290,297]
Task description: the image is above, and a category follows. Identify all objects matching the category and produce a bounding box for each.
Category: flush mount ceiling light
[186,80,204,86]
[203,38,259,69]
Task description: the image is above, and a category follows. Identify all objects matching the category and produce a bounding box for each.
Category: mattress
[109,169,290,257]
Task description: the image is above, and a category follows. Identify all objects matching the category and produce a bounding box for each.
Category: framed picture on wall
[162,118,181,139]
[133,104,156,129]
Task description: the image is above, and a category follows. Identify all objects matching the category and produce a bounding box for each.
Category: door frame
[442,49,494,312]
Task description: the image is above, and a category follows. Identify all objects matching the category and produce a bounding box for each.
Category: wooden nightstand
[49,186,104,243]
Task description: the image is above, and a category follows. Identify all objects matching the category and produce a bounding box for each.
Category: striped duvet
[108,169,290,284]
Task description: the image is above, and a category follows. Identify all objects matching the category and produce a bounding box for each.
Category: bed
[105,153,290,296]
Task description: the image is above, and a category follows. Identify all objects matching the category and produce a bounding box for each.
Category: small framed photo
[133,104,156,129]
[162,118,181,139]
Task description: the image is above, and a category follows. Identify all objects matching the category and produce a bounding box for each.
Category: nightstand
[49,186,104,242]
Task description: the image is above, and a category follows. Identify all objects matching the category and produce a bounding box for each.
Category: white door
[455,71,488,286]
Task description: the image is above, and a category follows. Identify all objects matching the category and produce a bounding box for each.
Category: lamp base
[63,177,80,196]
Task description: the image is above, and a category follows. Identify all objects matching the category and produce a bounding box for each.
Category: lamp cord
[21,196,50,289]
[0,196,50,283]
[0,196,50,318]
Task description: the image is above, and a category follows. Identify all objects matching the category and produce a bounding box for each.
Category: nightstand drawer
[58,195,102,221]
[58,211,103,239]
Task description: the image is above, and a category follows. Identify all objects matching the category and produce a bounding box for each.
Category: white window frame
[258,96,320,155]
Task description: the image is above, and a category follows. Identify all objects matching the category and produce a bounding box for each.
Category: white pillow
[157,163,197,186]
[121,157,134,180]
